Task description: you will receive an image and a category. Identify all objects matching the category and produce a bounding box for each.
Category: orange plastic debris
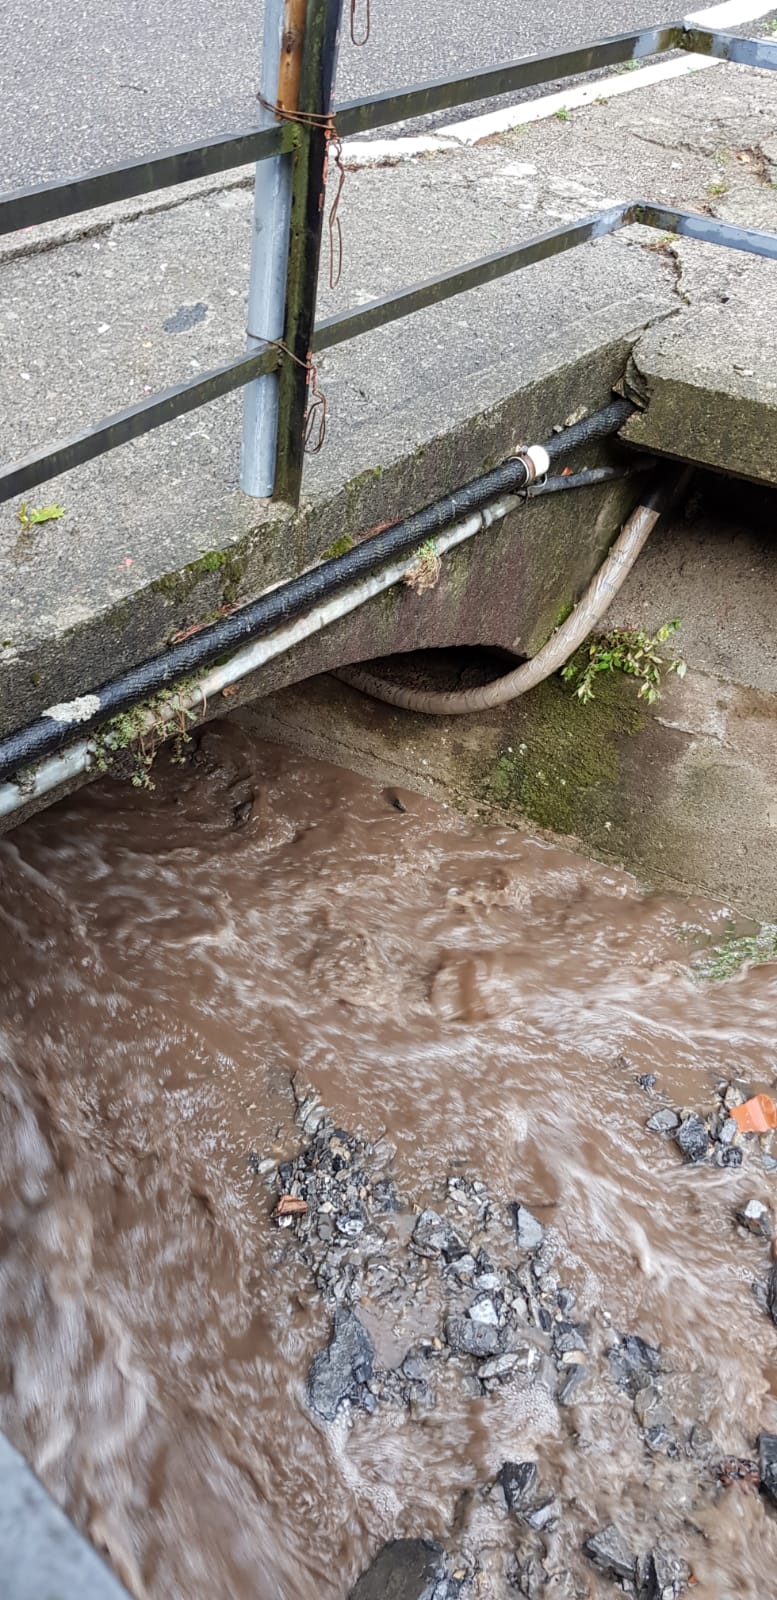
[730,1093,777,1134]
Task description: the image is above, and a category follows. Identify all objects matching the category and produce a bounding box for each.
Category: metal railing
[1,8,776,510]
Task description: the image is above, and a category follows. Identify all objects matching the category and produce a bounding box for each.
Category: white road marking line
[342,0,777,164]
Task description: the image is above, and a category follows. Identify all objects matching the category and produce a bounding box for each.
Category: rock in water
[307,1308,374,1421]
[608,1333,662,1396]
[767,1263,777,1327]
[675,1114,709,1163]
[646,1108,680,1135]
[583,1524,636,1584]
[738,1199,772,1239]
[759,1432,777,1506]
[498,1460,538,1512]
[444,1316,500,1357]
[349,1539,446,1600]
[513,1204,545,1251]
[640,1547,691,1598]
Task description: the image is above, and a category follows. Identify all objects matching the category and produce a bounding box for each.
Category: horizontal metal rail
[313,208,629,349]
[334,24,683,137]
[629,201,777,260]
[0,123,295,237]
[314,204,777,350]
[0,347,280,504]
[0,22,774,239]
[3,204,777,506]
[683,25,777,69]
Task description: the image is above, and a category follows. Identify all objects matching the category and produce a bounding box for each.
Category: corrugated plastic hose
[336,466,692,716]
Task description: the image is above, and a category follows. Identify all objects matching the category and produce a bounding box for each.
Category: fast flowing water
[0,721,775,1599]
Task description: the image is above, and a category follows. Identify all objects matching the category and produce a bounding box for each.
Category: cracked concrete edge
[0,165,256,265]
[622,327,777,486]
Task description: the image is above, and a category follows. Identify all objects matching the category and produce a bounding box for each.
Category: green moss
[342,464,385,523]
[320,533,355,561]
[481,664,646,837]
[151,545,248,609]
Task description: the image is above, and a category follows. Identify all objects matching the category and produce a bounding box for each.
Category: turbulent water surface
[0,722,776,1598]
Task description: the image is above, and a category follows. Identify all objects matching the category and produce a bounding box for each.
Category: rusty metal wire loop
[259,339,327,453]
[256,94,345,289]
[350,0,370,46]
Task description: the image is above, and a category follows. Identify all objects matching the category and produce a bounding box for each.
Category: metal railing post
[239,0,306,497]
[272,0,343,506]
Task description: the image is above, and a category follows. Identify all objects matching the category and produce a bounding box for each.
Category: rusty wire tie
[256,96,346,289]
[350,0,371,46]
[267,339,328,454]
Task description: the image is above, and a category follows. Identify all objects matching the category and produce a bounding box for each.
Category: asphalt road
[2,0,664,188]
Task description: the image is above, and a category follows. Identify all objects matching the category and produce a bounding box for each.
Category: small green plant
[694,923,777,983]
[707,177,730,200]
[562,619,686,706]
[17,501,66,529]
[554,107,571,122]
[92,684,198,789]
[404,539,441,594]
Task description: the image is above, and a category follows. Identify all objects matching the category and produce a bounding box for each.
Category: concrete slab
[0,1431,129,1599]
[623,179,777,482]
[1,55,775,749]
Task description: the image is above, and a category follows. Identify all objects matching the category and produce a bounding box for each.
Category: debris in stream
[716,1455,760,1490]
[730,1093,777,1133]
[644,1077,777,1173]
[497,1459,538,1513]
[608,1333,663,1396]
[512,1203,545,1251]
[584,1528,692,1598]
[274,1101,714,1592]
[765,1261,777,1326]
[646,1108,680,1135]
[638,1547,692,1599]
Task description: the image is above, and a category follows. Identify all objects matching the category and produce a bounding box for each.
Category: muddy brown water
[0,722,776,1598]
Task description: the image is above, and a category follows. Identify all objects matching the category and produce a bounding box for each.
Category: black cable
[0,397,635,783]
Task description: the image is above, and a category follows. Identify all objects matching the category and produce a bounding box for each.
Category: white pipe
[0,489,525,823]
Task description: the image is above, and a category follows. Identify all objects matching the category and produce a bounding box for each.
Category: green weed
[562,620,686,706]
